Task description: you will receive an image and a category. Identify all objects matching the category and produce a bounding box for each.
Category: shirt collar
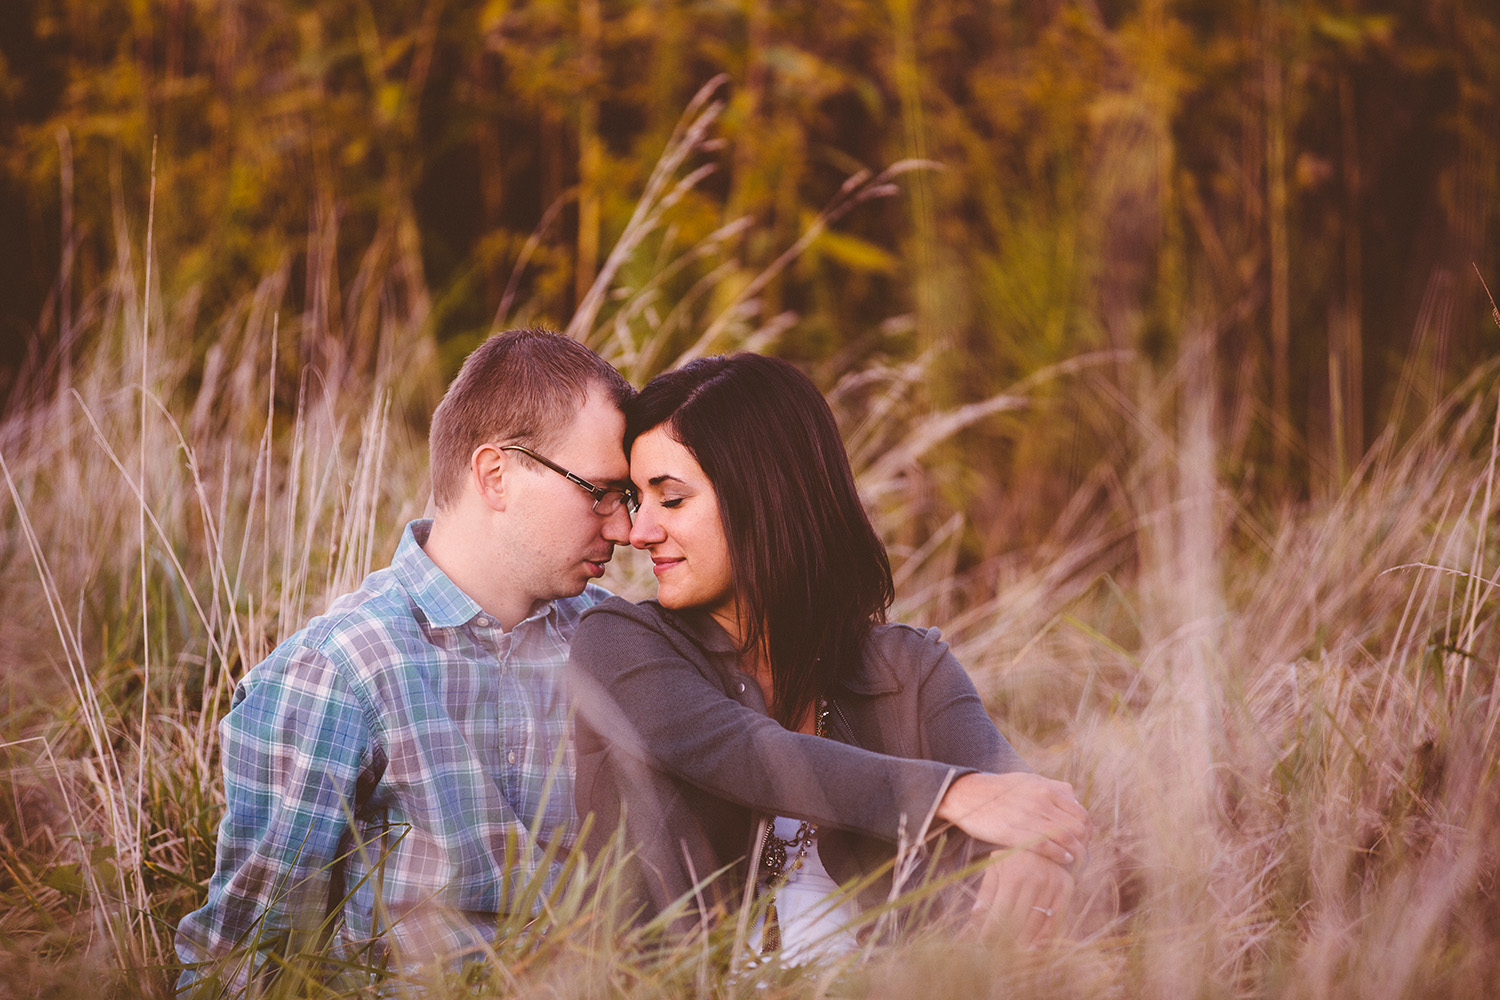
[392,519,486,628]
[393,519,560,631]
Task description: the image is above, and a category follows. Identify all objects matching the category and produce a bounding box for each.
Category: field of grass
[2,95,1499,1000]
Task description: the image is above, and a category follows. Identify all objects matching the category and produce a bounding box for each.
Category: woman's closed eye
[660,497,686,509]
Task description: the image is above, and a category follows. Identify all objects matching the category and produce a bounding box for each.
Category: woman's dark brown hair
[627,353,894,730]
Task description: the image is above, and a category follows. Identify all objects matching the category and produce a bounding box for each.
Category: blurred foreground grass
[2,98,1499,1000]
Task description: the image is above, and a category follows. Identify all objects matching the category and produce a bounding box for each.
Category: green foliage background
[4,0,1498,526]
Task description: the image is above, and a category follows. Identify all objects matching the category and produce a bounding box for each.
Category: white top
[750,816,861,963]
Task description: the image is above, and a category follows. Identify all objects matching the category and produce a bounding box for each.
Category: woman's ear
[471,444,508,512]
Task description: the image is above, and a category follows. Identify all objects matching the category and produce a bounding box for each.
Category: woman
[568,353,1087,958]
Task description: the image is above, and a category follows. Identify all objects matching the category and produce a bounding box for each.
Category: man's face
[502,387,632,608]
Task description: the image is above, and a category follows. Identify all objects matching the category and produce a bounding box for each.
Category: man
[176,329,637,990]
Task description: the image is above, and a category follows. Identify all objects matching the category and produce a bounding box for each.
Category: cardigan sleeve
[568,599,976,843]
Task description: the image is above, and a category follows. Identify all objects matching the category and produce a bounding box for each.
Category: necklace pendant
[762,900,782,954]
[764,838,787,877]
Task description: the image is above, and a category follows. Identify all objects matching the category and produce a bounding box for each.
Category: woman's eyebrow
[646,473,686,487]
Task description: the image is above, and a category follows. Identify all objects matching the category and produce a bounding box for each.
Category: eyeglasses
[499,444,639,516]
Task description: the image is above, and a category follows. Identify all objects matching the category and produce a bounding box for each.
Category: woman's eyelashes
[629,487,687,509]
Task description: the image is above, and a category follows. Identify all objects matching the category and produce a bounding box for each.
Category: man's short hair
[429,329,633,510]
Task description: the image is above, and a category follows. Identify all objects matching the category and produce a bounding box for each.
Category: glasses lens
[593,491,633,516]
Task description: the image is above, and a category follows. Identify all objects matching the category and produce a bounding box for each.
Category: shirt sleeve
[568,601,973,843]
[175,643,373,992]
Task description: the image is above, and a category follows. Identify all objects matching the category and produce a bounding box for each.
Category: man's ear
[471,443,508,511]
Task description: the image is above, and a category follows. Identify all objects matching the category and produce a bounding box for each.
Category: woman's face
[628,426,738,635]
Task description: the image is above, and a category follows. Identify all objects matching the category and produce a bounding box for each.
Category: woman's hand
[968,848,1076,946]
[936,771,1091,866]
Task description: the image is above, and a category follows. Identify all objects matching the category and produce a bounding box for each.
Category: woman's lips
[651,556,683,576]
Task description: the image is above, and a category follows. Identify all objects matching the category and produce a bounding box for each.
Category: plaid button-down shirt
[176,520,606,990]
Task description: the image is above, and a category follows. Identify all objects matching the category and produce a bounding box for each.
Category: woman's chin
[657,591,693,610]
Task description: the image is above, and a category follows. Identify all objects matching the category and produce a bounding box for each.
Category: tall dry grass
[2,86,1498,999]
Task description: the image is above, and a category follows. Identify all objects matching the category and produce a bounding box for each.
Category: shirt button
[736,682,746,694]
[507,750,518,764]
[474,616,490,628]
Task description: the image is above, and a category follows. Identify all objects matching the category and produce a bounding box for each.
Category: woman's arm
[885,624,1090,865]
[572,598,1089,864]
[569,599,968,843]
[874,623,1088,937]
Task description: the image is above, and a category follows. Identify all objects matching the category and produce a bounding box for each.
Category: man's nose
[601,503,632,545]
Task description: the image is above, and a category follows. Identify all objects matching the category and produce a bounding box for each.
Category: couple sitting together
[176,329,1090,992]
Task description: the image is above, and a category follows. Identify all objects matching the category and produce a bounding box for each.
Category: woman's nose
[628,506,663,549]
